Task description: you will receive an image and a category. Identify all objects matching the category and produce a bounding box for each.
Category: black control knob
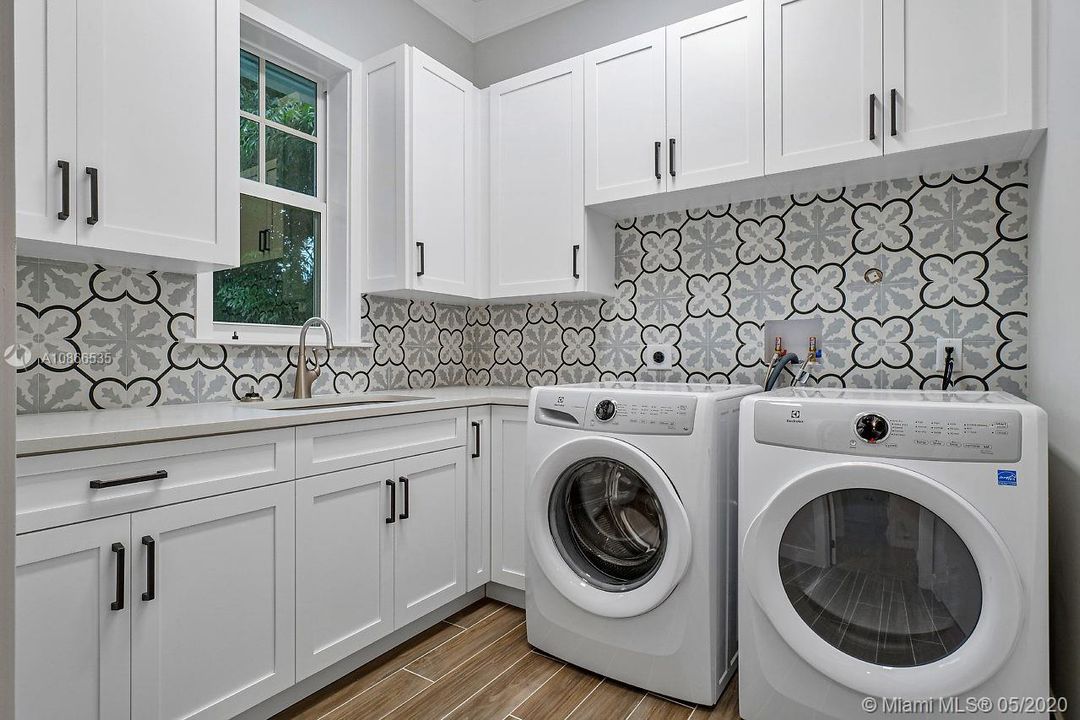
[855,413,890,444]
[595,399,617,422]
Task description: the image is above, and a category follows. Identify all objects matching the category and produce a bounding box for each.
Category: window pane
[213,194,320,327]
[240,118,259,180]
[240,50,260,114]
[265,127,316,196]
[265,61,316,135]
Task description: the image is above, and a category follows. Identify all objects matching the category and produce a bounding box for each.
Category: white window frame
[194,1,366,347]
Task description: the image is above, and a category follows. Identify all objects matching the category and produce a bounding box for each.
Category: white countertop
[16,386,531,457]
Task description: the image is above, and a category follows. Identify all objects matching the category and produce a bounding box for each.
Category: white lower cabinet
[490,406,529,590]
[130,483,296,720]
[16,515,132,720]
[466,407,492,591]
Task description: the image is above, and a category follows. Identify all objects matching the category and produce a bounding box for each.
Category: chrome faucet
[293,317,335,399]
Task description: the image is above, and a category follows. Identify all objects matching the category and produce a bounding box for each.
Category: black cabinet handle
[471,421,482,459]
[386,479,396,524]
[141,536,156,601]
[85,167,99,225]
[654,141,662,180]
[398,476,410,520]
[669,138,677,177]
[89,470,167,490]
[110,542,125,611]
[890,88,898,137]
[869,94,877,141]
[57,160,70,220]
[416,242,425,277]
[572,245,581,280]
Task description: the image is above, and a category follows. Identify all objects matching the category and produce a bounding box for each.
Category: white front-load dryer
[525,382,761,705]
[739,388,1049,720]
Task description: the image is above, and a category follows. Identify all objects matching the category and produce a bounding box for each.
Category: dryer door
[743,461,1024,699]
[528,436,692,618]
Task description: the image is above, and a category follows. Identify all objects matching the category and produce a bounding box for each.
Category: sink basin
[246,394,430,411]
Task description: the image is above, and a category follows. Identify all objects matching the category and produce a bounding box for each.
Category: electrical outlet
[644,344,674,370]
[935,338,964,371]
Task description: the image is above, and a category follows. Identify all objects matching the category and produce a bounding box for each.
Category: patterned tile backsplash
[14,162,1028,414]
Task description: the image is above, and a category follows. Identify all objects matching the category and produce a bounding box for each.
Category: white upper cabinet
[883,0,1035,153]
[584,29,668,204]
[361,46,479,299]
[14,0,239,272]
[666,3,764,191]
[765,0,884,173]
[489,58,588,297]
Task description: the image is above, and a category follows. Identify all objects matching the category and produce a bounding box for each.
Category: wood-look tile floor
[274,599,740,720]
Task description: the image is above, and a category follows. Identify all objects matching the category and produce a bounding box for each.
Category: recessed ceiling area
[412,0,588,42]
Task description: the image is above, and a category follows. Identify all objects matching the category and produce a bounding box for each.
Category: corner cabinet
[13,0,239,272]
[361,46,479,299]
[490,406,529,591]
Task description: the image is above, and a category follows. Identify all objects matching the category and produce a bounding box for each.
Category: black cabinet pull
[385,479,396,524]
[141,536,156,601]
[398,476,410,520]
[869,94,877,141]
[890,88,898,137]
[57,160,70,220]
[110,542,125,611]
[471,421,482,459]
[669,138,677,177]
[572,245,581,280]
[89,470,168,490]
[416,242,425,277]
[85,167,99,225]
[654,141,662,180]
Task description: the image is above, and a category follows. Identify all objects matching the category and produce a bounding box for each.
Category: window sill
[182,336,374,348]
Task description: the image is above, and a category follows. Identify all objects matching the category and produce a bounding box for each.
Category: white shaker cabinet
[130,483,295,720]
[15,515,131,720]
[883,0,1035,153]
[466,407,492,591]
[14,0,239,272]
[765,0,884,173]
[666,2,764,191]
[490,406,529,591]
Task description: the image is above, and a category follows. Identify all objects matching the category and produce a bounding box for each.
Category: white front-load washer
[739,388,1049,720]
[525,381,761,705]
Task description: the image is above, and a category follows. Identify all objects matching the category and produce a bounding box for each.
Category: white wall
[247,0,476,81]
[0,0,14,714]
[1027,0,1080,708]
[474,0,737,87]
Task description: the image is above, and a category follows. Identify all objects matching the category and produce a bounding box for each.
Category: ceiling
[412,0,588,42]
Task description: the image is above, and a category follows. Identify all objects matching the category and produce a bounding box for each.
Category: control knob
[594,399,617,422]
[855,413,890,443]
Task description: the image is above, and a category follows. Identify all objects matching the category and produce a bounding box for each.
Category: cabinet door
[491,406,529,591]
[584,29,667,204]
[667,2,764,190]
[466,407,492,591]
[411,49,476,296]
[765,0,883,173]
[131,483,294,720]
[15,516,131,720]
[883,0,1034,153]
[393,447,468,627]
[295,463,395,680]
[75,0,239,267]
[490,58,584,297]
[13,0,78,248]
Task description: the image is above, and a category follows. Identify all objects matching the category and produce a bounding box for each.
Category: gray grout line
[624,692,648,719]
[565,678,604,719]
[438,646,535,719]
[508,660,567,718]
[403,666,434,683]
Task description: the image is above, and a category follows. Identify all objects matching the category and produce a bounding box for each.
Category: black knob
[595,399,617,422]
[855,413,890,443]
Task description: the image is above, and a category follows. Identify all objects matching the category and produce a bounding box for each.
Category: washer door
[743,462,1023,699]
[528,436,692,618]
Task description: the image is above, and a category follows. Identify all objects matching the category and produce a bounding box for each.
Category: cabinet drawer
[15,430,295,534]
[295,410,467,478]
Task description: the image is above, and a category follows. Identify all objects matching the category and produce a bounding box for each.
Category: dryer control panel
[754,400,1023,462]
[533,389,697,435]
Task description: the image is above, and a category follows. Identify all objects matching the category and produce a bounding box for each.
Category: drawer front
[15,429,295,534]
[295,409,467,478]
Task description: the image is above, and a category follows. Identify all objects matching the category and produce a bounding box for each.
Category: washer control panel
[754,400,1022,462]
[533,389,696,435]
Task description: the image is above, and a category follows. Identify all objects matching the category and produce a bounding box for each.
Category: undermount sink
[246,394,430,411]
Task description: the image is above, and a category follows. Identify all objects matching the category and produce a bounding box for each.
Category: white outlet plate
[935,338,964,371]
[644,344,674,370]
